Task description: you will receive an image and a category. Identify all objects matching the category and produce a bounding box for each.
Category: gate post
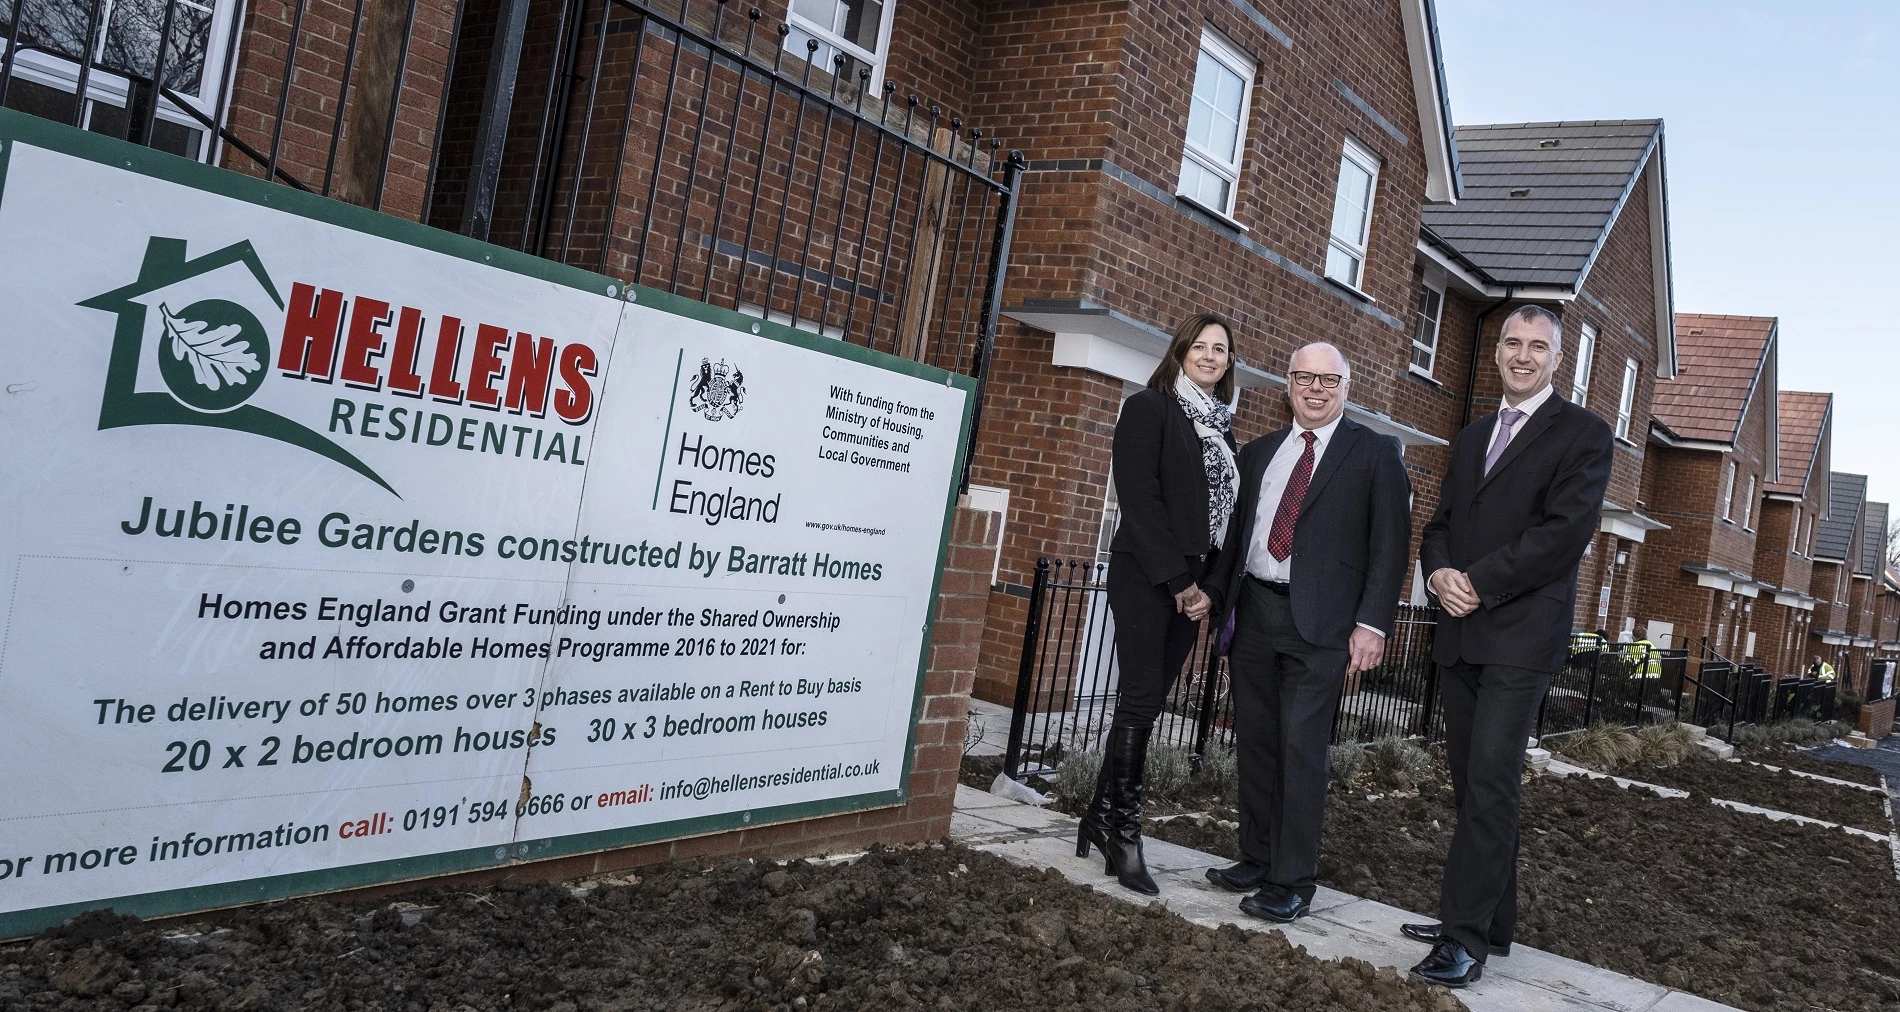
[959,149,1026,494]
[1001,557,1050,780]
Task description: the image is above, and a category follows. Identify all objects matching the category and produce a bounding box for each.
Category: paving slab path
[951,784,1740,1012]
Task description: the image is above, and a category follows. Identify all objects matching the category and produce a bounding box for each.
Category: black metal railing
[996,560,1826,781]
[4,0,1024,486]
[2,0,465,210]
[1535,640,1677,741]
[1000,558,1444,781]
[424,0,1024,393]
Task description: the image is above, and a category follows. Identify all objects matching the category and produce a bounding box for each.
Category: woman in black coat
[1078,311,1238,894]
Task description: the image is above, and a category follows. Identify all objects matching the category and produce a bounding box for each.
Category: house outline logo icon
[80,236,397,495]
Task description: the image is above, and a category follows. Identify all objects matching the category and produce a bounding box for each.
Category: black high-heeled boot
[1098,724,1159,895]
[1075,741,1115,859]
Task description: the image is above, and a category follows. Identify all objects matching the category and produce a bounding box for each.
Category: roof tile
[1650,315,1775,443]
[1769,391,1830,496]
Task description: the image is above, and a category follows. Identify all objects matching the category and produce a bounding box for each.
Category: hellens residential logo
[81,237,397,494]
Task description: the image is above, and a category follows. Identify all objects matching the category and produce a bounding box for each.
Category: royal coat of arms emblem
[688,357,745,421]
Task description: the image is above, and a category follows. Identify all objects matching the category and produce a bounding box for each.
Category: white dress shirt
[1484,382,1555,462]
[1246,415,1342,583]
[1242,415,1384,638]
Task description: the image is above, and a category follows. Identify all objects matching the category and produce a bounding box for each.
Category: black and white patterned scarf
[1174,373,1239,549]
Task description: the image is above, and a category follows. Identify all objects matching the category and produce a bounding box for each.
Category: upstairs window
[1,0,237,160]
[1720,460,1737,522]
[1614,357,1638,441]
[786,0,896,92]
[1791,504,1802,551]
[1741,474,1756,530]
[1571,324,1597,405]
[1325,137,1380,288]
[1177,29,1254,218]
[1411,281,1443,375]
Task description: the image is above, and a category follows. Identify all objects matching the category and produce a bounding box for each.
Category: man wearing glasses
[1201,342,1410,924]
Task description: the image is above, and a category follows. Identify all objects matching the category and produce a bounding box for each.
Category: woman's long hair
[1148,311,1238,403]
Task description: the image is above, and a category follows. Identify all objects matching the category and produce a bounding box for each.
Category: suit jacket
[1204,416,1411,650]
[1420,393,1614,672]
[1108,387,1233,593]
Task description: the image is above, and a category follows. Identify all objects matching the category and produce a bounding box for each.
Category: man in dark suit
[1201,341,1411,923]
[1405,304,1613,987]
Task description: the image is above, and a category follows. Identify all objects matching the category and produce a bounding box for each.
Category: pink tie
[1484,408,1525,476]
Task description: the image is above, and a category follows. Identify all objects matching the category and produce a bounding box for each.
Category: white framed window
[1176,29,1255,218]
[1410,281,1443,375]
[1614,357,1638,441]
[1741,474,1756,530]
[1325,137,1381,288]
[1,0,238,161]
[1720,460,1737,522]
[1791,504,1803,551]
[1571,323,1597,405]
[785,0,897,92]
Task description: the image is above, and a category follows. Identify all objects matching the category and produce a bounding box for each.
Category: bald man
[1201,342,1411,923]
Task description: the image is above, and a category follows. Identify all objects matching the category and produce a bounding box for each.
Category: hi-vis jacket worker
[1809,657,1836,683]
[1631,635,1661,678]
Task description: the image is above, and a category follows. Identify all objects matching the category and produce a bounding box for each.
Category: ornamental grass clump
[1634,722,1701,767]
[1328,743,1366,789]
[1365,736,1431,789]
[1054,749,1103,804]
[1555,722,1643,769]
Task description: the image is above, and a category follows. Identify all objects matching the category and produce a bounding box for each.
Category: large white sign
[0,111,971,934]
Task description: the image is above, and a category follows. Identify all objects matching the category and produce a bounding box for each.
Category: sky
[1433,0,1900,526]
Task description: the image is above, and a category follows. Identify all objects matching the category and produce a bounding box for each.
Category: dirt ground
[1153,762,1900,1012]
[0,843,1463,1012]
[1576,756,1890,832]
[1734,743,1885,786]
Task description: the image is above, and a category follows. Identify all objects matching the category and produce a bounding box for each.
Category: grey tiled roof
[1815,472,1868,562]
[1859,502,1889,577]
[1420,120,1661,288]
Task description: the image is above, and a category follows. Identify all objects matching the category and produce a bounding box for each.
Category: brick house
[926,1,1466,704]
[1848,501,1890,687]
[1415,120,1678,638]
[1811,472,1869,684]
[1630,315,1777,662]
[1752,391,1833,676]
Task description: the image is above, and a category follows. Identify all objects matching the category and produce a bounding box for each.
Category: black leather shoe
[1205,860,1268,893]
[1410,938,1483,988]
[1238,887,1310,924]
[1399,922,1510,956]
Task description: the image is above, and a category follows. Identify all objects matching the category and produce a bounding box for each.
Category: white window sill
[1406,364,1441,386]
[1174,192,1249,231]
[1322,275,1375,303]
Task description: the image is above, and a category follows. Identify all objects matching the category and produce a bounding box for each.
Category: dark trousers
[1436,658,1549,961]
[1105,551,1206,731]
[1227,579,1348,901]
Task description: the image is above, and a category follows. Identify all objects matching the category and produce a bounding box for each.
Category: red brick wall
[223,0,459,220]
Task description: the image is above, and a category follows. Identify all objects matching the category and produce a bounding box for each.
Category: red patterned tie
[1266,431,1316,562]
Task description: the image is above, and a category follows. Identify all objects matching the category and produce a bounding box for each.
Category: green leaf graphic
[161,301,259,392]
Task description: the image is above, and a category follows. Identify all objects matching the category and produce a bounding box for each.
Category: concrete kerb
[949,785,1741,1012]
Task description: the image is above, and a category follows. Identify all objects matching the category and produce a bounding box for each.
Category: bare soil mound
[0,843,1461,1012]
[1154,767,1900,1012]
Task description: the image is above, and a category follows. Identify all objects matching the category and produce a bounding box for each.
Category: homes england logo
[80,237,396,494]
[688,357,745,421]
